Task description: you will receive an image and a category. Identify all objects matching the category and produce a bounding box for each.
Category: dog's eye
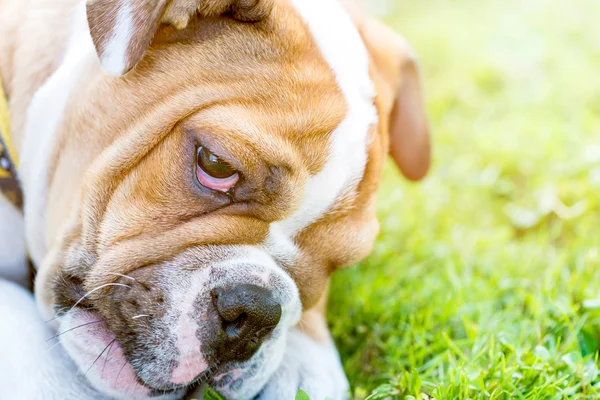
[196,146,239,192]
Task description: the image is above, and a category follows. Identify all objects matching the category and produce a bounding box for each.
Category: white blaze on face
[265,0,377,258]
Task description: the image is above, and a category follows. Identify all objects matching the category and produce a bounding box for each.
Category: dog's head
[37,0,430,398]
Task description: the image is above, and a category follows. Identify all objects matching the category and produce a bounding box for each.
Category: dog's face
[37,1,430,398]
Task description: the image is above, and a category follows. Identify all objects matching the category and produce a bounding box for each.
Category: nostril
[223,312,247,338]
[234,312,247,328]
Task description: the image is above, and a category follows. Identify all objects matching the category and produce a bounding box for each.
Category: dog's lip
[61,308,216,392]
[58,309,155,395]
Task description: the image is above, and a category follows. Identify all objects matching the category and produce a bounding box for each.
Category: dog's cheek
[289,208,381,309]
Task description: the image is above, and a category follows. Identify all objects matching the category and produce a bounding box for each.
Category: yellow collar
[0,74,22,208]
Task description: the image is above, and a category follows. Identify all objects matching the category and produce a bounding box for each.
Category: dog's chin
[57,310,186,400]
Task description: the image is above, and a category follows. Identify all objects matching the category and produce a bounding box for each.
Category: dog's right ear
[86,0,170,76]
[358,16,431,181]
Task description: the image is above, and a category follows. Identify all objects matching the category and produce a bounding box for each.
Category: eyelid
[186,128,237,166]
[196,164,240,193]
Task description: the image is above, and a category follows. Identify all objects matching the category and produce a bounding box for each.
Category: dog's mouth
[54,308,221,398]
[51,276,160,393]
[55,309,158,397]
[51,272,202,392]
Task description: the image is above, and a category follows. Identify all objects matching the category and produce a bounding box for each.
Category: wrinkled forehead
[146,0,377,226]
[145,0,377,234]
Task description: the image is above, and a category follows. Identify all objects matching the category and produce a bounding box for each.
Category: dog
[0,0,430,398]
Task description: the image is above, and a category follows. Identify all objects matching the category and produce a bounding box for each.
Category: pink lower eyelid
[196,168,239,192]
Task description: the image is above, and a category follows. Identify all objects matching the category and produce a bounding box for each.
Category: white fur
[20,0,97,268]
[265,0,377,257]
[263,223,300,266]
[100,0,134,76]
[168,268,210,385]
[256,328,350,400]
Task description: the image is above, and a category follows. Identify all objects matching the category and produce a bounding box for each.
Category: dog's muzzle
[53,245,302,399]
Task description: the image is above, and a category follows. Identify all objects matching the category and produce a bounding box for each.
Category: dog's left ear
[86,0,170,76]
[357,15,431,181]
[86,0,274,76]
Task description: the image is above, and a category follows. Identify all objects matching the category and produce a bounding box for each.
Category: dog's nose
[211,284,282,362]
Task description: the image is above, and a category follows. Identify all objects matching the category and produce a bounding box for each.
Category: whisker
[45,339,66,354]
[45,305,101,324]
[101,339,116,379]
[106,272,137,282]
[115,359,128,386]
[45,320,104,342]
[297,319,308,331]
[46,307,67,323]
[131,314,151,320]
[69,283,131,311]
[101,338,133,379]
[45,315,63,324]
[108,272,153,291]
[84,339,116,378]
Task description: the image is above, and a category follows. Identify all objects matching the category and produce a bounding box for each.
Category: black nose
[211,285,282,362]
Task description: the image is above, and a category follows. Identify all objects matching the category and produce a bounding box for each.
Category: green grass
[328,0,600,399]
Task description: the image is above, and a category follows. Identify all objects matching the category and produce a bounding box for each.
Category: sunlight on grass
[329,0,600,398]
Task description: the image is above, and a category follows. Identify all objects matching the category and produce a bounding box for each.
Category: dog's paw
[255,329,349,400]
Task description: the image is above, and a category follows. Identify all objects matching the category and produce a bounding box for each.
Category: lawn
[328,0,600,399]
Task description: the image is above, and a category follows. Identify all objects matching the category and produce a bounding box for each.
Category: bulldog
[0,0,430,398]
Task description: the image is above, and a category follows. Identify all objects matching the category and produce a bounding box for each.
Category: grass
[328,0,600,399]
